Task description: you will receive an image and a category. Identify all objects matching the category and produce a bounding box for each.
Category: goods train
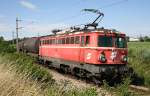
[18,10,131,84]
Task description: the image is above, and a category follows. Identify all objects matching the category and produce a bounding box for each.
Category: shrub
[0,40,15,53]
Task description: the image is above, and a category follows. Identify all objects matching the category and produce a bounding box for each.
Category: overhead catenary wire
[40,0,86,29]
[53,0,129,29]
[53,12,84,24]
[48,0,85,15]
[98,0,128,9]
[29,0,129,35]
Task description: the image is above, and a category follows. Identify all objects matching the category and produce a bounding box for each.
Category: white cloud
[0,21,68,40]
[20,0,37,11]
[0,22,67,38]
[22,23,68,34]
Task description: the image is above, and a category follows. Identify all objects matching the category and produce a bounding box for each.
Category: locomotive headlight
[99,54,106,63]
[122,55,128,62]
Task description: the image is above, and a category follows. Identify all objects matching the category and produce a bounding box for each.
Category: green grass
[102,78,136,96]
[1,53,54,83]
[101,42,150,96]
[128,42,150,87]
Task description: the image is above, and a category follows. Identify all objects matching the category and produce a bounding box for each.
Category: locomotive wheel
[45,61,52,68]
[60,65,70,74]
[74,68,81,78]
[73,68,84,78]
[92,76,102,85]
[107,76,121,86]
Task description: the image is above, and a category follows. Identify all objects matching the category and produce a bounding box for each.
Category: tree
[0,36,4,42]
[144,36,150,42]
[139,36,144,42]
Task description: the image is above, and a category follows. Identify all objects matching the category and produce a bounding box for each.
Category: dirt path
[49,69,92,88]
[47,68,112,96]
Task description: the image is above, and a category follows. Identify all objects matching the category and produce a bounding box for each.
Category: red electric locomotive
[19,9,130,84]
[38,10,129,83]
[39,28,128,83]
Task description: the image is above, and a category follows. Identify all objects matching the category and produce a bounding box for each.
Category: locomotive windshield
[115,37,126,48]
[98,36,113,47]
[98,36,126,48]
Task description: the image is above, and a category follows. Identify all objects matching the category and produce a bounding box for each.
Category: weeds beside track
[0,39,150,96]
[0,39,99,96]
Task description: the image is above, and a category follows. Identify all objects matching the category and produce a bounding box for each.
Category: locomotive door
[80,35,90,63]
[79,36,85,63]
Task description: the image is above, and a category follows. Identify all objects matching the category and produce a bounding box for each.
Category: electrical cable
[98,0,128,9]
[40,0,129,32]
[55,0,128,28]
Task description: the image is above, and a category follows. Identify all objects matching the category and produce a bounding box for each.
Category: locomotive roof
[40,28,125,39]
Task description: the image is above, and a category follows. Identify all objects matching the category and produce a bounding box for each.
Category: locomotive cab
[82,30,128,65]
[96,32,127,65]
[80,30,129,79]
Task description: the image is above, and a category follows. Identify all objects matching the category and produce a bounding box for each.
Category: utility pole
[16,17,22,53]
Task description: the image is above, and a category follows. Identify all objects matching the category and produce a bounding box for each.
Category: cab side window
[85,36,90,45]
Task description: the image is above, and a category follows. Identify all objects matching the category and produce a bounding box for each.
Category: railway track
[45,68,113,96]
[36,62,150,95]
[48,67,150,95]
[50,69,150,95]
[129,85,150,95]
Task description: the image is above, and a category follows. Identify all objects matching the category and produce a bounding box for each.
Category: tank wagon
[19,37,40,54]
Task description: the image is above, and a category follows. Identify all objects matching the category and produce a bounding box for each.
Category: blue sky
[0,0,150,40]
